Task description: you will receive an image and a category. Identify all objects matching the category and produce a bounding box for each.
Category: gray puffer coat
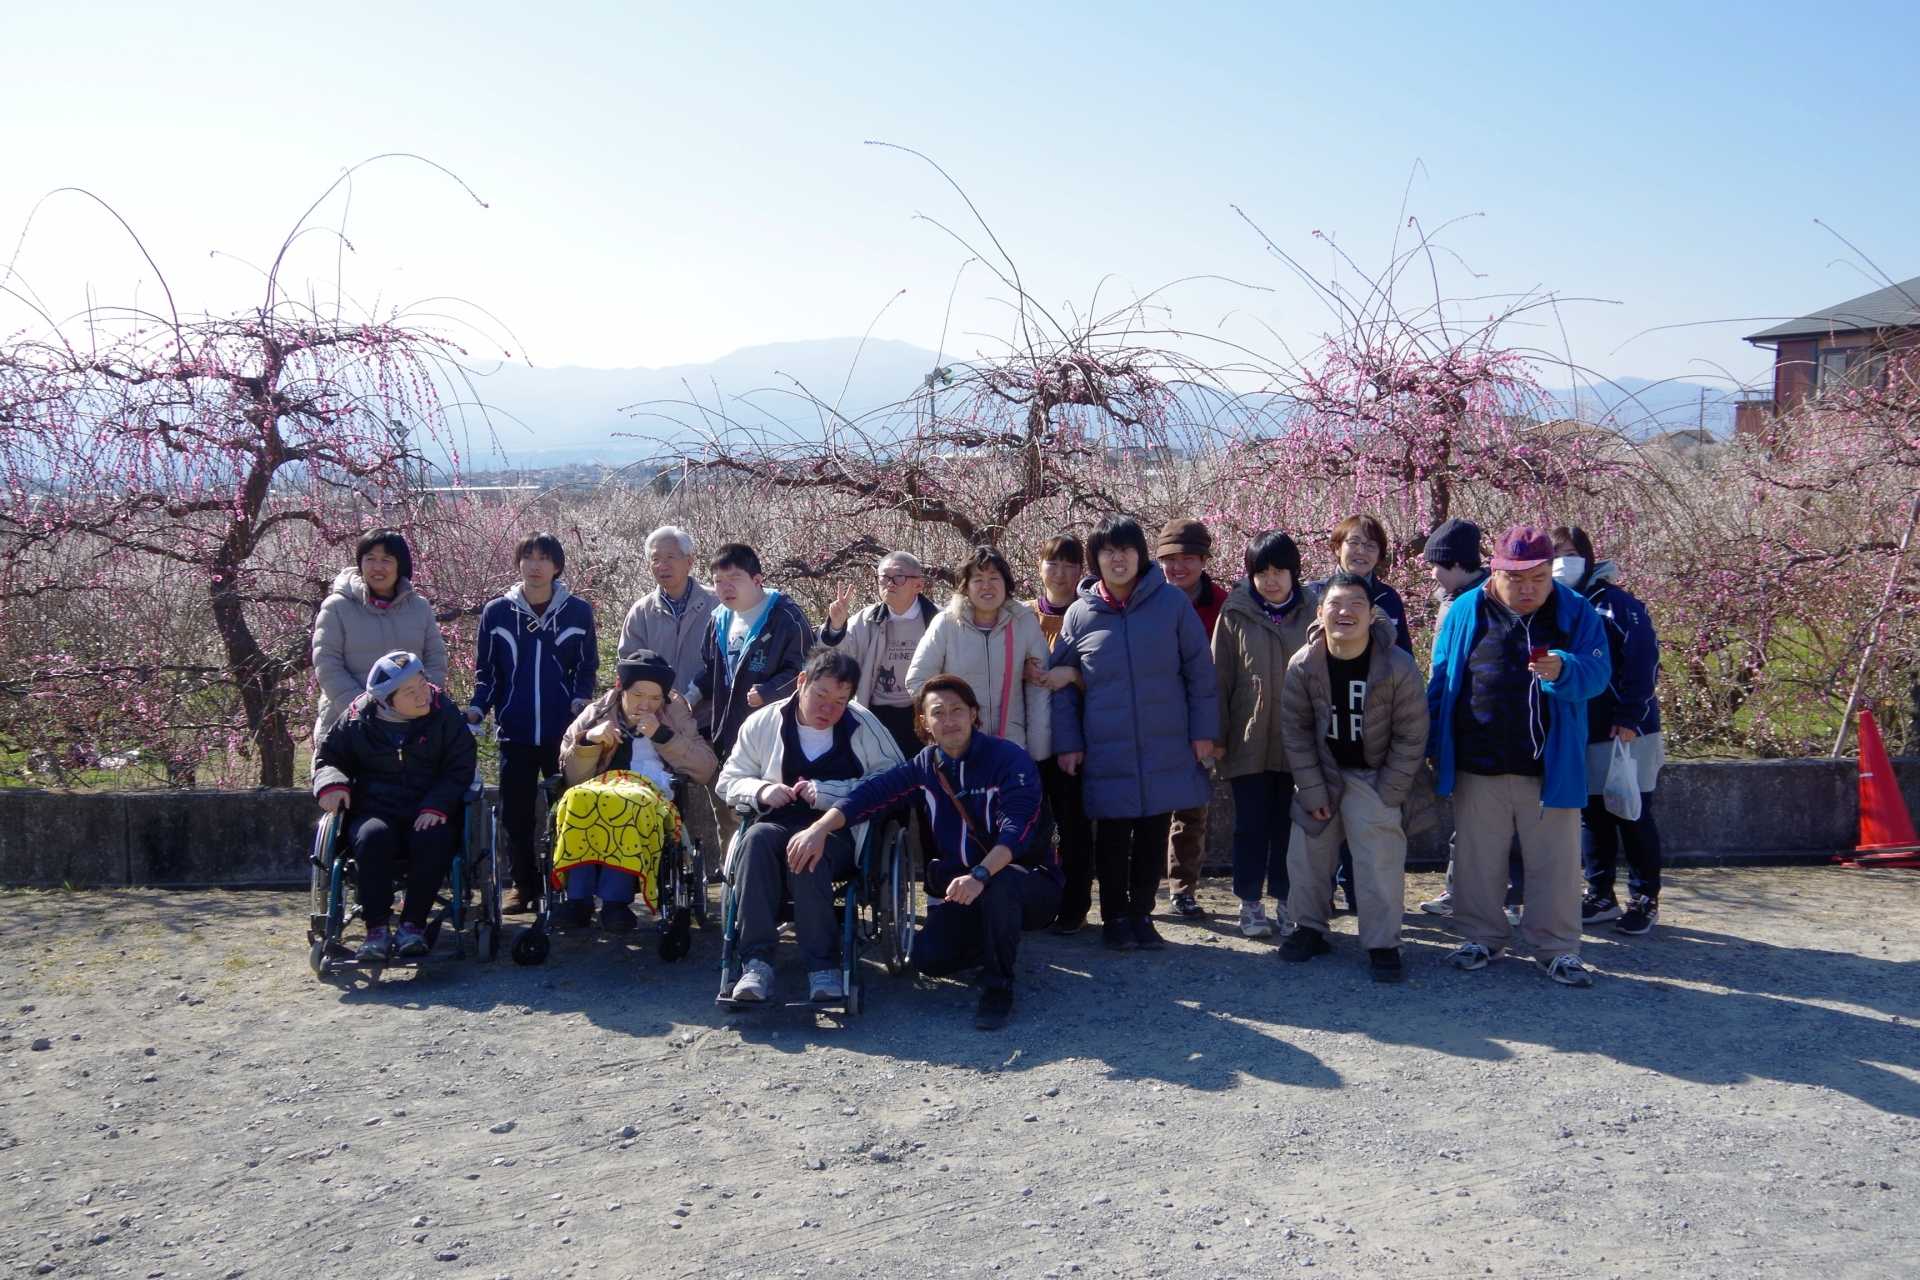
[1048,564,1220,820]
[311,570,449,742]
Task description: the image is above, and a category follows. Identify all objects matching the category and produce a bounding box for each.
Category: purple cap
[1490,525,1554,571]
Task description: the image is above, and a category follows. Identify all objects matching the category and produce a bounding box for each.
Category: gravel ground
[2,867,1917,1280]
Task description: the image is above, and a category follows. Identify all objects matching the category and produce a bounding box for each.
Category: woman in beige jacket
[558,651,718,790]
[905,548,1052,761]
[1211,531,1319,938]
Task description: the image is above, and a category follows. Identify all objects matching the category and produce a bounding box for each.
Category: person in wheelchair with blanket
[715,648,906,1003]
[786,673,1058,1030]
[312,651,477,961]
[552,649,719,931]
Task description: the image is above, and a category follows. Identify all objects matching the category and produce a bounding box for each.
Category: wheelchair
[714,804,917,1016]
[306,779,503,980]
[509,773,714,966]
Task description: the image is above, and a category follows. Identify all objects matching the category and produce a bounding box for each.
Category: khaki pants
[1452,772,1582,960]
[1167,803,1208,896]
[1284,770,1407,950]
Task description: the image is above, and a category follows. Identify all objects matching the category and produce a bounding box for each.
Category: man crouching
[786,675,1056,1030]
[1278,573,1429,981]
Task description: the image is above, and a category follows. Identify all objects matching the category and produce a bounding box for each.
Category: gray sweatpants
[1285,769,1408,950]
[734,809,856,970]
[1451,772,1582,961]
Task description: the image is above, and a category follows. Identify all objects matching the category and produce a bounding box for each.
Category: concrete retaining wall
[1200,757,1920,867]
[3,759,1919,888]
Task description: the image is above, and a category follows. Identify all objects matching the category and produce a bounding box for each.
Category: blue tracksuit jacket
[1426,580,1610,809]
[470,582,599,746]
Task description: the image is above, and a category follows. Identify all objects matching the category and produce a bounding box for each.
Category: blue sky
[4,1,1916,388]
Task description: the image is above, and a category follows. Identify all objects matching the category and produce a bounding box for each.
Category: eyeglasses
[877,573,923,587]
[1342,538,1381,553]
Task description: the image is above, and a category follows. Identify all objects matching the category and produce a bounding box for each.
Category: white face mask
[1551,555,1586,586]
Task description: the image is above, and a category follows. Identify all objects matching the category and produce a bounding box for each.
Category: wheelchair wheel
[308,811,345,926]
[658,908,692,962]
[512,926,550,966]
[477,921,500,962]
[307,858,327,926]
[878,823,918,977]
[308,814,349,980]
[688,845,711,929]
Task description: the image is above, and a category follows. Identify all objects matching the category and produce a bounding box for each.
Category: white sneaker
[731,959,774,1002]
[1418,890,1453,916]
[1238,899,1274,939]
[807,969,845,1002]
[1448,942,1495,971]
[1541,954,1595,988]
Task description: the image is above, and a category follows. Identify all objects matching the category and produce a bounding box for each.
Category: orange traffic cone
[1841,709,1920,868]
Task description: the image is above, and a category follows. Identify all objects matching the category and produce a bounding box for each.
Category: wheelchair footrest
[325,956,427,972]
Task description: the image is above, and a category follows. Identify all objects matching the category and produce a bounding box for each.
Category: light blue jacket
[1426,580,1610,809]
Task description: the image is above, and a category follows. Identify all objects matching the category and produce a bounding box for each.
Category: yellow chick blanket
[548,770,682,911]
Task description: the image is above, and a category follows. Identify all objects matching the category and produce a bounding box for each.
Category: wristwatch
[969,864,992,884]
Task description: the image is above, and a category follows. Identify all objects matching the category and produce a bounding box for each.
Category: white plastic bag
[1603,738,1642,821]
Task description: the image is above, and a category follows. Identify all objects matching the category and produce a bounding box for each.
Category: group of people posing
[306,508,1665,1028]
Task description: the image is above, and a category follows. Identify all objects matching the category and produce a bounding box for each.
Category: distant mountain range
[445,339,1745,468]
[451,338,947,468]
[1540,376,1741,437]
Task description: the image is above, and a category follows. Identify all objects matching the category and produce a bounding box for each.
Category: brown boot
[502,887,536,915]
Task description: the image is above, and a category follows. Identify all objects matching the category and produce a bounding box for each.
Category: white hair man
[618,525,717,703]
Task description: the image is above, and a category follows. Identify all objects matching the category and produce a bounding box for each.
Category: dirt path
[3,867,1917,1279]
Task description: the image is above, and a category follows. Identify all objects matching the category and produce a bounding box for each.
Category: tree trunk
[208,569,297,787]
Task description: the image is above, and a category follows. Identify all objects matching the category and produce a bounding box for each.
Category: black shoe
[1049,913,1088,937]
[1168,892,1204,918]
[1280,926,1331,962]
[1102,919,1137,952]
[974,987,1014,1030]
[601,901,638,933]
[1614,897,1658,935]
[1582,893,1623,925]
[553,899,593,930]
[1368,947,1405,983]
[1130,916,1167,951]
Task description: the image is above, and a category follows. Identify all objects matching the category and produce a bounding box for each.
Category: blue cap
[366,651,426,705]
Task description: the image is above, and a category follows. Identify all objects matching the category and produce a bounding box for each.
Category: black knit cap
[1422,518,1484,569]
[617,649,675,693]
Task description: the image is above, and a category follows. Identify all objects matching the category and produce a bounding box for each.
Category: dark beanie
[1422,518,1484,570]
[617,649,675,694]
